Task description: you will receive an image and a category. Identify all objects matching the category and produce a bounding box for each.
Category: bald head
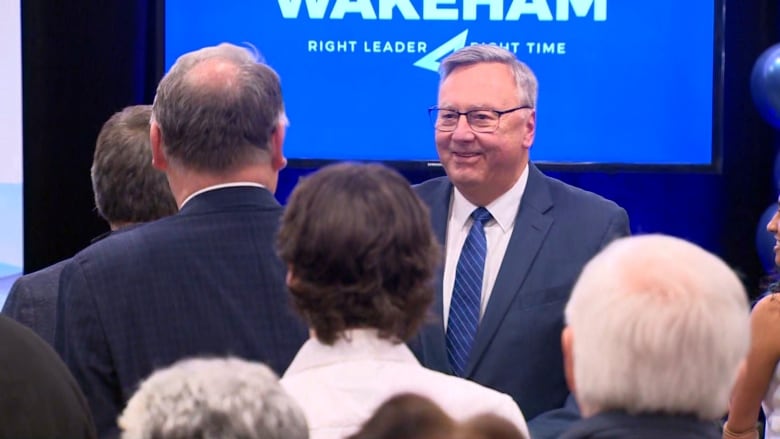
[151,43,286,174]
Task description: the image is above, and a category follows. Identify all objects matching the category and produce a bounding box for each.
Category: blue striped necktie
[446,207,492,377]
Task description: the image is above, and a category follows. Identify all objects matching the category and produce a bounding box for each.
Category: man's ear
[522,109,536,149]
[270,121,287,171]
[286,265,295,287]
[150,121,168,171]
[562,326,575,394]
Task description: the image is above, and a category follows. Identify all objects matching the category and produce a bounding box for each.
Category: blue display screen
[165,0,718,167]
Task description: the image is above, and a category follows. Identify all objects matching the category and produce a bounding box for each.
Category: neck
[108,221,135,231]
[167,163,277,208]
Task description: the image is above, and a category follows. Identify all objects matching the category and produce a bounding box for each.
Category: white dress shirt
[180,182,267,208]
[442,167,529,329]
[280,329,529,439]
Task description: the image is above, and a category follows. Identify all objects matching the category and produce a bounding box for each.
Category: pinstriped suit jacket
[2,259,68,345]
[3,231,117,345]
[55,186,308,438]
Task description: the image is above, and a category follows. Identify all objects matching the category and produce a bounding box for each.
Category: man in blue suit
[412,44,630,439]
[55,43,308,438]
[2,105,177,345]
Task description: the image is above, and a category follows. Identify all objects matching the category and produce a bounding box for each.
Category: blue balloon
[757,203,779,271]
[751,43,780,129]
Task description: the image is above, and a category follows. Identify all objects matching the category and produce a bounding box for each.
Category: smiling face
[767,197,780,266]
[435,62,536,207]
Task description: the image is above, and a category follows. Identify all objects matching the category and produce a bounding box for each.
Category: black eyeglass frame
[428,105,534,133]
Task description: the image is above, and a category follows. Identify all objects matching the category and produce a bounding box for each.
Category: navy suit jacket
[2,231,118,345]
[2,259,69,345]
[55,186,308,438]
[412,163,630,439]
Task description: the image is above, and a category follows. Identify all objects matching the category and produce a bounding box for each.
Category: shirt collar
[451,165,529,232]
[283,329,419,376]
[180,182,266,208]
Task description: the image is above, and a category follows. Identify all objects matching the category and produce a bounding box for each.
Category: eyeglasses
[428,105,533,133]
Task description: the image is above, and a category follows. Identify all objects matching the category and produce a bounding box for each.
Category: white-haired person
[118,357,309,439]
[559,234,750,439]
[726,199,780,439]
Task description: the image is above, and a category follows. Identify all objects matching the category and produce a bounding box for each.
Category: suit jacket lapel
[464,163,554,377]
[429,184,450,321]
[419,179,453,373]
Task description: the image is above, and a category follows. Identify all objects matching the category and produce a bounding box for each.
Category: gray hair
[440,45,538,108]
[91,105,177,225]
[565,234,750,420]
[119,357,309,439]
[151,43,286,173]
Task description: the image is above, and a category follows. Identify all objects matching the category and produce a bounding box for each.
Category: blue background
[18,0,776,311]
[165,0,715,165]
[0,183,23,306]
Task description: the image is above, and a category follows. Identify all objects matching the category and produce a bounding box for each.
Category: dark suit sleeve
[600,207,631,246]
[2,277,33,327]
[528,207,630,439]
[55,260,120,438]
[527,394,581,439]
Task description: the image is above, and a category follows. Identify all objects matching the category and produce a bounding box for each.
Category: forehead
[438,62,519,108]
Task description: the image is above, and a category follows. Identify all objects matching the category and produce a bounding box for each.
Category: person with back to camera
[118,357,309,439]
[2,104,177,345]
[411,43,630,438]
[726,196,780,439]
[346,393,458,439]
[0,314,97,438]
[277,162,529,439]
[55,43,308,438]
[561,234,750,439]
[348,393,528,439]
[456,413,529,439]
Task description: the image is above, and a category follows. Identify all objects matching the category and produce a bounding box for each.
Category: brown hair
[346,393,455,439]
[455,414,527,439]
[91,105,177,224]
[277,163,440,345]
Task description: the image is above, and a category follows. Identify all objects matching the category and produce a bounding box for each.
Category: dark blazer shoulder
[527,165,630,257]
[71,186,282,263]
[4,259,69,305]
[531,165,627,224]
[547,174,623,209]
[414,176,451,201]
[2,259,70,344]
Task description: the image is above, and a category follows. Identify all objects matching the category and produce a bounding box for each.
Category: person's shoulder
[413,176,451,195]
[9,259,66,289]
[4,259,69,304]
[752,293,780,325]
[418,365,513,401]
[412,176,452,212]
[71,217,177,261]
[416,367,527,429]
[539,172,623,212]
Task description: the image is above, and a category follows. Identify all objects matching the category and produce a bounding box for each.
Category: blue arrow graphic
[413,29,469,72]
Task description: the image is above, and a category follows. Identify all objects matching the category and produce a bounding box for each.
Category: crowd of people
[0,41,771,439]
